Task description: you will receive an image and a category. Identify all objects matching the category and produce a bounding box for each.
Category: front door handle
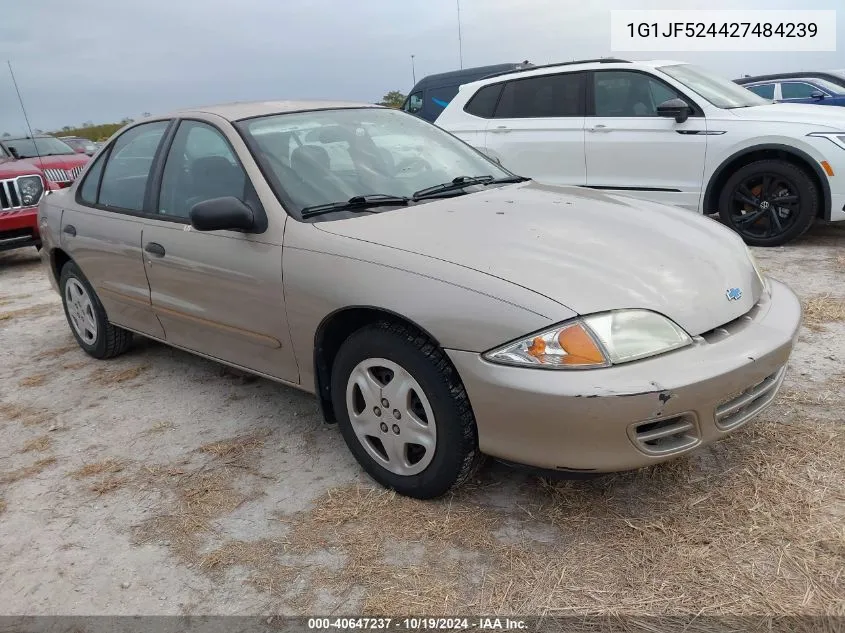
[587,125,611,133]
[144,242,165,257]
[62,225,76,237]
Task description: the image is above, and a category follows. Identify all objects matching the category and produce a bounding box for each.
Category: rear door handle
[62,225,76,237]
[587,125,611,133]
[144,242,165,257]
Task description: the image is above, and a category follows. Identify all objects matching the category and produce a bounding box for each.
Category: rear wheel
[331,321,482,499]
[59,261,132,359]
[718,160,817,247]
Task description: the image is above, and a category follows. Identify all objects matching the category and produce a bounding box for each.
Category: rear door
[482,72,586,184]
[583,69,707,211]
[59,120,172,337]
[141,118,298,383]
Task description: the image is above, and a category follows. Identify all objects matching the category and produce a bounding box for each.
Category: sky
[1,0,843,134]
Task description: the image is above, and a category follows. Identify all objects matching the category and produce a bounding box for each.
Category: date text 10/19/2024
[307,618,527,630]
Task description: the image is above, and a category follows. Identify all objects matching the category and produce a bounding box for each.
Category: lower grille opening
[630,414,700,456]
[715,366,785,431]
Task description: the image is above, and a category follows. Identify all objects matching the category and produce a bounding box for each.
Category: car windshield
[1,136,76,158]
[237,107,513,218]
[659,63,769,109]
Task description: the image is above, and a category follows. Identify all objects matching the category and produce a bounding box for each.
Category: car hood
[0,157,43,178]
[727,102,845,128]
[315,182,763,336]
[26,154,90,171]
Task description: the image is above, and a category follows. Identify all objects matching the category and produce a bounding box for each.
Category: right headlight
[483,309,692,369]
[17,175,45,207]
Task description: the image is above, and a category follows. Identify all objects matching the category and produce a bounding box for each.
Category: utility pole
[456,0,464,69]
[411,54,416,85]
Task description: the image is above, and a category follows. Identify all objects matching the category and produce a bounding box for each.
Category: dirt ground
[0,222,843,622]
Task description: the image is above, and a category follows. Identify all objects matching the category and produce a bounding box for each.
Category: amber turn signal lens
[820,161,835,177]
[557,324,606,365]
[526,336,546,358]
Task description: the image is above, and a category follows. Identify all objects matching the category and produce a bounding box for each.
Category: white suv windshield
[658,64,769,109]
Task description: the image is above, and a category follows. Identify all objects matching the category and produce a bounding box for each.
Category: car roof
[172,100,382,122]
[735,71,845,85]
[457,59,687,90]
[412,63,531,88]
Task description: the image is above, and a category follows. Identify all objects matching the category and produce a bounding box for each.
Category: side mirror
[8,146,20,159]
[189,197,255,232]
[656,98,692,124]
[811,91,826,100]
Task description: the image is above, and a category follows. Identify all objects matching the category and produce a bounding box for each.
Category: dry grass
[21,435,51,453]
[71,459,123,479]
[89,365,149,385]
[135,468,260,565]
[835,254,845,271]
[18,373,48,388]
[802,294,845,330]
[90,477,128,495]
[0,499,6,514]
[0,403,53,427]
[0,303,56,322]
[35,344,78,361]
[190,417,844,617]
[198,429,269,460]
[0,457,57,484]
[62,360,89,370]
[144,420,175,434]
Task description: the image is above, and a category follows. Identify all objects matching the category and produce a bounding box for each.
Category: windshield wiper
[412,175,529,200]
[301,194,410,219]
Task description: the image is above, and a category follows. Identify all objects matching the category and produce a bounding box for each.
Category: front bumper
[830,192,845,222]
[447,279,801,473]
[0,207,40,252]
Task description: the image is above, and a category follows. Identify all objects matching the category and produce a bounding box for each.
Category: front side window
[406,92,424,114]
[658,63,767,109]
[158,120,248,219]
[593,71,682,117]
[98,121,169,211]
[781,82,826,99]
[0,136,76,158]
[238,107,511,217]
[495,72,584,118]
[747,83,776,100]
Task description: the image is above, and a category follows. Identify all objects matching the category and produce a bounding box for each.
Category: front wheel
[59,261,133,359]
[718,160,818,247]
[331,322,482,499]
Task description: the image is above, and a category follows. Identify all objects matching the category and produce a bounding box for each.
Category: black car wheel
[718,160,818,247]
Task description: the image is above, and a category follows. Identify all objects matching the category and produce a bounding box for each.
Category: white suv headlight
[807,132,845,150]
[484,310,692,369]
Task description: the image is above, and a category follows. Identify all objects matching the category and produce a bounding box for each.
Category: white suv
[435,58,845,246]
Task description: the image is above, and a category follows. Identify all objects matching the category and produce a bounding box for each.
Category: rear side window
[495,72,584,118]
[77,151,108,205]
[747,83,775,99]
[464,84,503,118]
[98,121,170,211]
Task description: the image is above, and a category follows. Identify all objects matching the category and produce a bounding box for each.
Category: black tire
[718,159,818,247]
[59,261,132,359]
[330,321,482,499]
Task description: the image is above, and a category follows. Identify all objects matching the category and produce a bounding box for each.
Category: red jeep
[0,157,47,252]
[0,135,89,190]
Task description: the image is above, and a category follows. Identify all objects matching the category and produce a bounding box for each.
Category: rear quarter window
[463,84,503,118]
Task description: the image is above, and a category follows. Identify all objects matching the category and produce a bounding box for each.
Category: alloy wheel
[729,172,801,240]
[64,278,98,345]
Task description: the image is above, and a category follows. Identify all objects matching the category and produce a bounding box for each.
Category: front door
[483,71,586,185]
[584,70,708,211]
[60,120,172,338]
[142,118,298,383]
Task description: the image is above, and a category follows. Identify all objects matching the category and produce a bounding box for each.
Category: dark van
[401,62,533,122]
